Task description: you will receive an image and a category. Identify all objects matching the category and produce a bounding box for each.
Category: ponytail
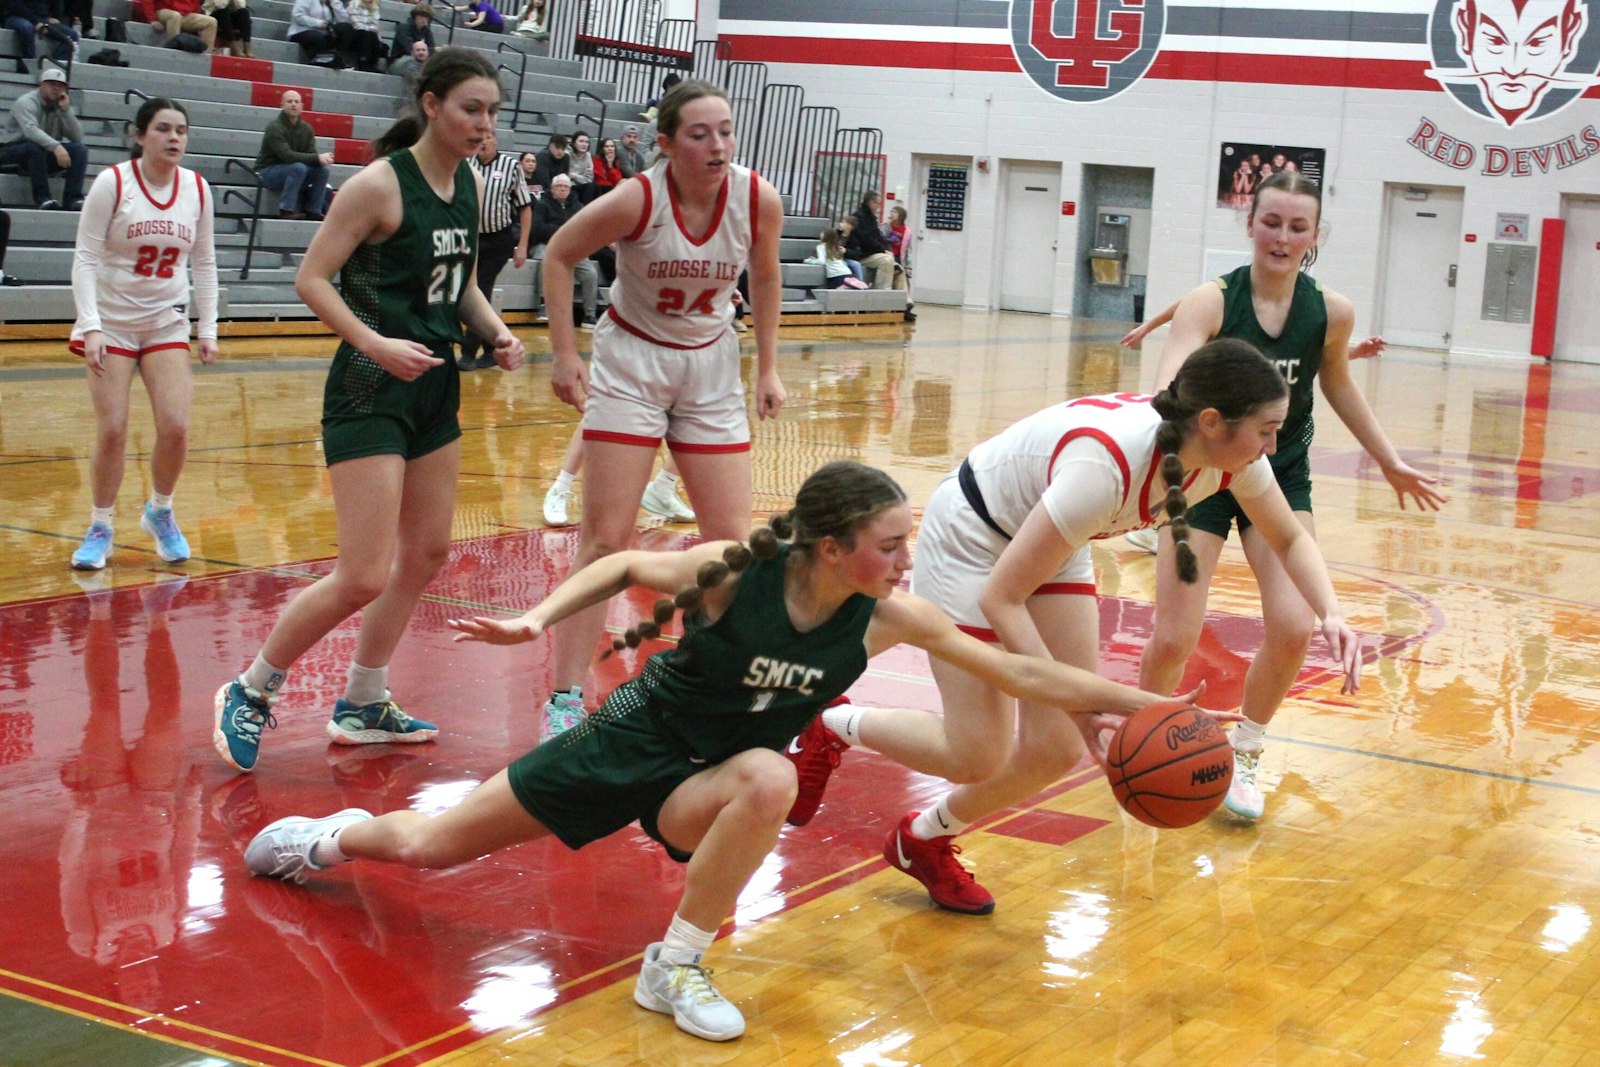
[1148,337,1289,585]
[602,523,781,658]
[1150,401,1199,583]
[602,460,904,658]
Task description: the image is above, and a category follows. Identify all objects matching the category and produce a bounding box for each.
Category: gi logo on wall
[1411,0,1600,174]
[1011,0,1165,103]
[1425,0,1597,126]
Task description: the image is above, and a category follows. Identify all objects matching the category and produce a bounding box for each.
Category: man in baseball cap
[618,123,647,177]
[0,65,89,210]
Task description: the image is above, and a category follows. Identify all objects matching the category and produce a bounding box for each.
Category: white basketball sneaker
[543,483,572,526]
[633,942,745,1041]
[1223,746,1265,820]
[1123,527,1159,554]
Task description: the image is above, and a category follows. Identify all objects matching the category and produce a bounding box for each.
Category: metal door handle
[1447,264,1457,287]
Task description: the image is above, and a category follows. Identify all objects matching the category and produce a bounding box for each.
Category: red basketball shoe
[783,706,852,826]
[882,811,995,915]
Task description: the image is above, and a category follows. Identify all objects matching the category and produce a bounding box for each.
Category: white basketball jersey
[75,161,209,332]
[966,392,1275,546]
[606,161,758,348]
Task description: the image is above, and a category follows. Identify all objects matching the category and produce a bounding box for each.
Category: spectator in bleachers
[63,0,91,40]
[529,132,567,196]
[390,38,428,114]
[617,123,646,176]
[806,227,857,290]
[517,149,536,196]
[254,89,333,220]
[458,128,531,370]
[455,0,504,32]
[289,0,354,67]
[0,209,23,285]
[511,0,546,39]
[0,66,87,210]
[345,0,385,71]
[566,129,594,204]
[592,137,623,196]
[2,0,80,70]
[639,71,679,123]
[203,0,252,57]
[388,1,435,63]
[847,190,896,289]
[530,173,596,325]
[154,0,218,52]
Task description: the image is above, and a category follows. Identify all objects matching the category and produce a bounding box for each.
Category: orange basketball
[1105,702,1232,828]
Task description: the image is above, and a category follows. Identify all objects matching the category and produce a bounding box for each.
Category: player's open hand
[1321,616,1363,694]
[447,615,543,645]
[1382,460,1448,511]
[81,332,106,376]
[551,352,589,413]
[1349,335,1386,360]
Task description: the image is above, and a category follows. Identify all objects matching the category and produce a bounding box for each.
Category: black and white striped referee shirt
[470,151,533,234]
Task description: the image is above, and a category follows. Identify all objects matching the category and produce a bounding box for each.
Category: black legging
[461,224,518,360]
[214,6,252,47]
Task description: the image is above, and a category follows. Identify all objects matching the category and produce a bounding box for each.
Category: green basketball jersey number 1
[340,147,479,349]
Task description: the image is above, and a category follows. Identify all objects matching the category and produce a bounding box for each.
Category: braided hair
[1148,338,1289,584]
[605,461,908,656]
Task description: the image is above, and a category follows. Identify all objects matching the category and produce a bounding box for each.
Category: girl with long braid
[239,460,1176,1043]
[784,339,1362,915]
[1137,170,1444,822]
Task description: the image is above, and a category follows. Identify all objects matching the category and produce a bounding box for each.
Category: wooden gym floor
[1,308,1598,1066]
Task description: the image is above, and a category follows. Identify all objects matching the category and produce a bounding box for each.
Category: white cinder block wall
[713,1,1600,359]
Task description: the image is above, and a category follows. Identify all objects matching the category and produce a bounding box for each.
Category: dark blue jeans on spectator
[257,161,330,215]
[0,138,87,206]
[5,18,79,62]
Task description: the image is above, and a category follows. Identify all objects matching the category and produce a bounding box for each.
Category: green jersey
[337,147,478,351]
[1216,265,1327,471]
[321,149,478,456]
[613,544,877,765]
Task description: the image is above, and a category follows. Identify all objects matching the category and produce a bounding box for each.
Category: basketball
[1105,702,1233,828]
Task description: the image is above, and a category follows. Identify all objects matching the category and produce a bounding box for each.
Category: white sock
[650,469,678,492]
[911,797,969,841]
[822,703,867,747]
[90,505,115,528]
[309,825,353,867]
[149,492,174,511]
[344,662,389,707]
[243,653,288,696]
[553,469,575,492]
[660,912,716,965]
[1232,719,1267,753]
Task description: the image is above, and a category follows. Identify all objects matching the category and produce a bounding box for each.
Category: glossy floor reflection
[2,309,1599,1065]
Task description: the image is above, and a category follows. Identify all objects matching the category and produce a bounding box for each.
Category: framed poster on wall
[1217,143,1326,207]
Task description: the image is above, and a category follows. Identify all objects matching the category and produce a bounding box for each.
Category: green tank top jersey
[1216,265,1327,471]
[608,544,877,766]
[338,148,478,351]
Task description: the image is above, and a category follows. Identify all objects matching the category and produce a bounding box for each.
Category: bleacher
[0,2,906,338]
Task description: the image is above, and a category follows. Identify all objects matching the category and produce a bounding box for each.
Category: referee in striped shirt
[459,129,533,370]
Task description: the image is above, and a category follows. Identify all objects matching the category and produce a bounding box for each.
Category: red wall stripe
[1530,217,1563,359]
[724,33,1600,96]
